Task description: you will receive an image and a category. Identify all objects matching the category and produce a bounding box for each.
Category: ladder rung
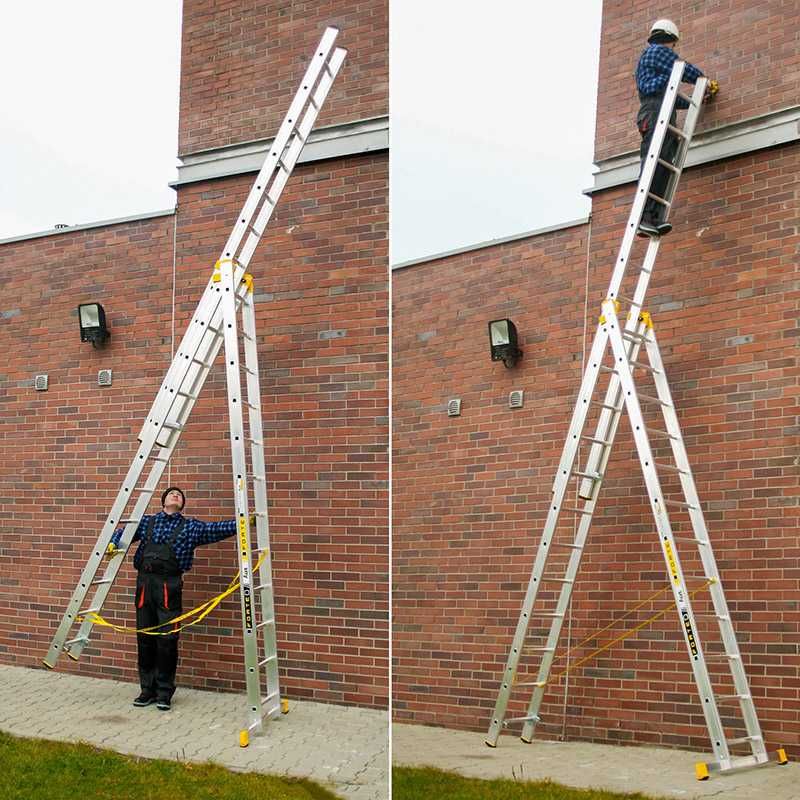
[64,636,89,647]
[240,364,255,375]
[716,694,750,703]
[257,618,275,629]
[258,655,278,667]
[246,437,264,445]
[598,365,618,374]
[671,536,709,546]
[590,401,622,412]
[676,92,697,107]
[133,486,158,494]
[118,518,141,524]
[662,498,698,510]
[252,475,266,482]
[657,158,681,174]
[653,461,688,474]
[629,360,661,374]
[149,456,169,462]
[244,401,260,411]
[638,393,671,407]
[524,646,555,653]
[705,653,740,661]
[176,390,198,399]
[503,714,542,725]
[253,584,272,592]
[91,578,114,586]
[693,613,730,620]
[261,691,279,705]
[572,470,602,480]
[191,357,213,368]
[643,425,677,439]
[581,435,612,446]
[549,540,584,549]
[78,607,100,616]
[726,735,761,746]
[667,124,688,139]
[161,421,184,431]
[622,330,647,342]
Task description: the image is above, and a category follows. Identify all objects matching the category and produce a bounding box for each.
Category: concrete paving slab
[393,722,799,799]
[0,665,388,800]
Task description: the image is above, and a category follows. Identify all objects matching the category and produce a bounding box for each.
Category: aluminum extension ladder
[43,27,347,748]
[486,62,785,779]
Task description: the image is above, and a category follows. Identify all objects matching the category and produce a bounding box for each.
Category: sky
[0,2,182,241]
[390,2,603,265]
[0,2,603,262]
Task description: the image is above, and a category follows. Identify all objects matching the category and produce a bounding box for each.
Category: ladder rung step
[643,425,677,439]
[253,584,272,592]
[64,636,89,647]
[246,437,264,445]
[572,470,602,480]
[523,646,555,653]
[622,330,648,342]
[705,653,740,661]
[78,607,100,616]
[252,475,266,482]
[549,540,584,549]
[726,735,762,746]
[616,294,637,304]
[716,694,750,703]
[590,401,622,412]
[598,365,618,374]
[662,498,698,510]
[657,158,681,174]
[161,422,184,431]
[257,618,275,629]
[240,364,256,375]
[261,691,279,705]
[149,456,170,462]
[629,360,661,374]
[676,92,697,107]
[244,401,260,410]
[653,461,688,474]
[693,613,730,620]
[581,436,612,446]
[133,486,158,494]
[191,357,213,368]
[539,577,574,585]
[638,393,672,407]
[91,578,114,585]
[176,390,199,399]
[206,324,221,335]
[671,536,709,546]
[667,124,689,139]
[118,518,141,524]
[258,655,278,667]
[503,714,541,725]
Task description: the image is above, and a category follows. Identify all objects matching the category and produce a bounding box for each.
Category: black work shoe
[156,698,171,711]
[637,219,661,237]
[655,221,673,236]
[133,692,156,707]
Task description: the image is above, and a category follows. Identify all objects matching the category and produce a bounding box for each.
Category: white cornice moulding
[587,105,800,194]
[173,116,389,186]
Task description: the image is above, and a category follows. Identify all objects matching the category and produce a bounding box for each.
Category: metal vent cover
[447,398,462,417]
[98,369,113,387]
[34,374,48,391]
[509,390,524,409]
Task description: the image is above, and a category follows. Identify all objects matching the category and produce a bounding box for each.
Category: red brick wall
[179,0,388,156]
[392,143,800,750]
[0,152,389,710]
[595,0,800,161]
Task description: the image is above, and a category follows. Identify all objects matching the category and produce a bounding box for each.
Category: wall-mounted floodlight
[488,318,522,368]
[78,303,110,348]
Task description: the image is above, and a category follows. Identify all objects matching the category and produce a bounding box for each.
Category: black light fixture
[78,303,111,348]
[488,318,522,368]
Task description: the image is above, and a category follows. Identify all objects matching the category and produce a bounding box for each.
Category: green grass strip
[393,766,667,800]
[0,730,341,800]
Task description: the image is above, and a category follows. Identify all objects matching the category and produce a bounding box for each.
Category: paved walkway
[393,722,799,799]
[0,665,387,800]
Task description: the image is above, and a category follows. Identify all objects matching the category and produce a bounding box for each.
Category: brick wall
[392,143,800,750]
[0,151,389,709]
[595,0,800,162]
[179,0,388,155]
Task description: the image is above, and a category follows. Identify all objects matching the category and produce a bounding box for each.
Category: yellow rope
[534,578,714,688]
[79,551,268,636]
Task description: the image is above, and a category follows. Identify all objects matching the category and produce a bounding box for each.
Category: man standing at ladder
[109,487,240,710]
[635,18,712,237]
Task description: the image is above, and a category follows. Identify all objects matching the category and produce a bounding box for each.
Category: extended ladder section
[43,27,347,744]
[486,63,776,777]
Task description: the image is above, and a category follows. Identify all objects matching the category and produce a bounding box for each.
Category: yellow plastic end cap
[66,650,79,661]
[242,273,254,292]
[239,730,249,748]
[41,659,54,670]
[281,698,289,714]
[695,762,709,781]
[484,739,496,748]
[777,748,788,765]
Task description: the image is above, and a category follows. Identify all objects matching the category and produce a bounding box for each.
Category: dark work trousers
[637,95,679,224]
[135,571,183,700]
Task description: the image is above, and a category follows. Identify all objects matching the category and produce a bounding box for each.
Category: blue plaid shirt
[636,44,703,109]
[112,511,238,572]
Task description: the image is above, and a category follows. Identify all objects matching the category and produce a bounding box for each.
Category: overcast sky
[1,2,603,263]
[390,2,603,265]
[0,2,181,241]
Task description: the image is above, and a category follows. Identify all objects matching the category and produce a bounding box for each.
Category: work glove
[104,542,121,558]
[704,79,719,103]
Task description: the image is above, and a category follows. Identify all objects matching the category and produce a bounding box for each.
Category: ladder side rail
[660,76,708,223]
[579,255,658,500]
[51,286,250,664]
[142,30,341,442]
[604,302,732,770]
[520,314,651,739]
[606,60,686,302]
[220,262,263,736]
[645,330,767,760]
[485,324,611,746]
[241,288,281,717]
[236,47,347,268]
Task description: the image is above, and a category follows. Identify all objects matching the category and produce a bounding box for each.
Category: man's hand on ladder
[704,79,719,103]
[104,543,122,559]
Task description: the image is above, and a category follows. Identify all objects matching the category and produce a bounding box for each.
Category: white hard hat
[649,18,680,41]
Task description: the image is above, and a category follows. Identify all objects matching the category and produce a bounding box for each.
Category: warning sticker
[682,610,698,656]
[664,539,680,585]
